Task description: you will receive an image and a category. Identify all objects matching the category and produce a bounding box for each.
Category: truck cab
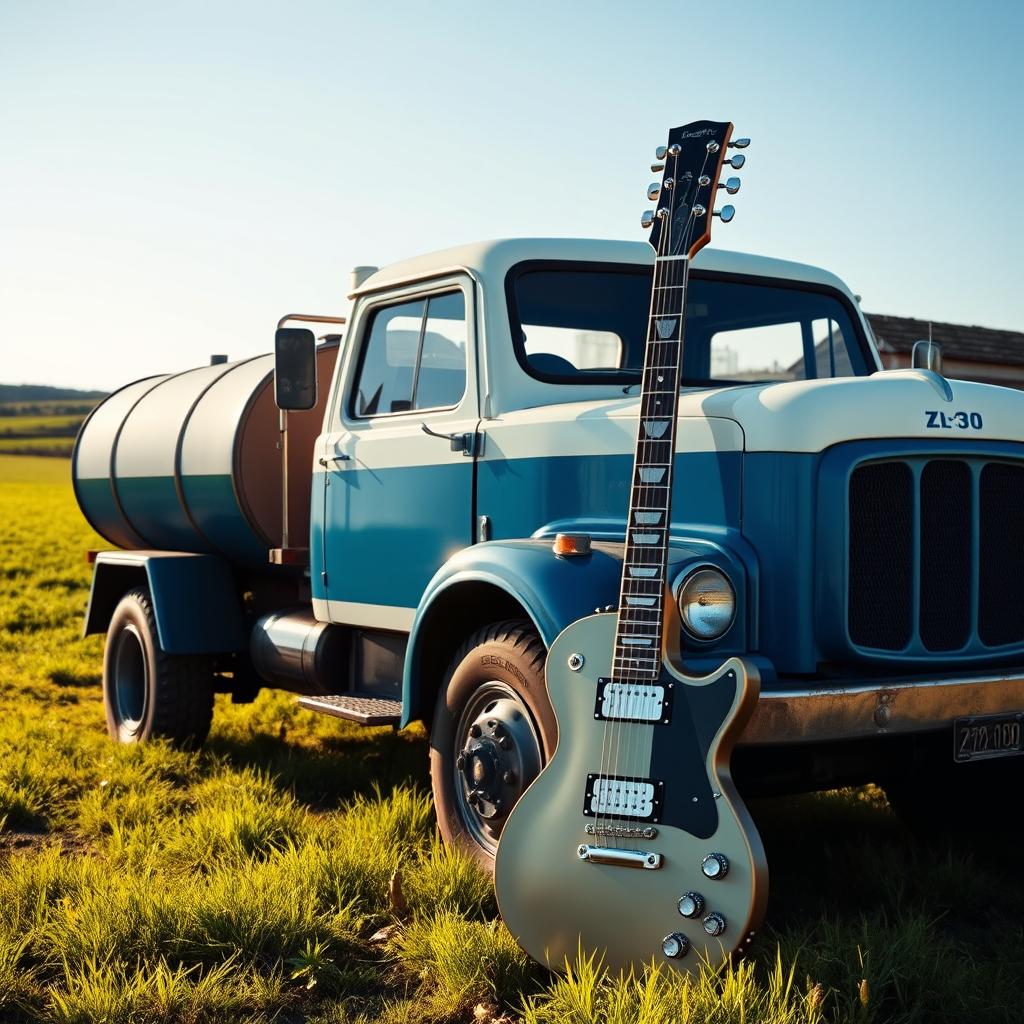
[77,237,1024,866]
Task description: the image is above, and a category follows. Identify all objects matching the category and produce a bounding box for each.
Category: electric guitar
[494,120,768,975]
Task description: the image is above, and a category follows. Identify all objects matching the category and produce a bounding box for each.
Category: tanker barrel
[72,343,340,569]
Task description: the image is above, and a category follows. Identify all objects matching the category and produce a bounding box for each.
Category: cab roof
[351,237,858,303]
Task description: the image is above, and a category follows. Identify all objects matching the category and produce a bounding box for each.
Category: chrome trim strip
[312,598,416,632]
[740,671,1024,746]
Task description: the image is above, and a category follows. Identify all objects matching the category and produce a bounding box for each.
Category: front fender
[402,533,757,727]
[402,539,625,726]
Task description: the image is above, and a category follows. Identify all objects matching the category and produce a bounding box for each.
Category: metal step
[295,692,402,726]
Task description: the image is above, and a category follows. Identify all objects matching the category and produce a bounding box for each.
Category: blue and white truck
[74,238,1024,866]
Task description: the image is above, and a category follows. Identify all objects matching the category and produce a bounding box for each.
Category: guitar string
[605,142,679,842]
[618,144,682,838]
[629,143,715,816]
[615,137,716,839]
[621,144,704,834]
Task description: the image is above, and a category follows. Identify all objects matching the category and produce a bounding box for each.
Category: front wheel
[102,588,215,749]
[429,620,556,872]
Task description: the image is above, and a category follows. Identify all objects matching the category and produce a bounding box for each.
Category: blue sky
[1,0,1021,390]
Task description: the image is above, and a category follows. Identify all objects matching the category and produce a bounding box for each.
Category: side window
[352,291,467,418]
[810,318,855,378]
[352,299,425,416]
[415,292,467,410]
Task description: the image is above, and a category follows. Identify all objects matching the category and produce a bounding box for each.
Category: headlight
[677,567,736,642]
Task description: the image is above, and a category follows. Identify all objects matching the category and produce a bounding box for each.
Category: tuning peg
[714,205,736,222]
[651,162,665,173]
[729,137,750,149]
[647,183,661,201]
[718,176,741,195]
[655,145,668,160]
[724,154,745,169]
[641,210,655,229]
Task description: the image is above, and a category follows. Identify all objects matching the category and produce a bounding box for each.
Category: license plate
[953,712,1024,763]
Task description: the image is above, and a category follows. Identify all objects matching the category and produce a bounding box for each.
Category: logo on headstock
[678,128,716,139]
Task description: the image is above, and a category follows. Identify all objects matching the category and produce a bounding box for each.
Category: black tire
[429,619,556,872]
[102,588,215,749]
[883,754,1024,836]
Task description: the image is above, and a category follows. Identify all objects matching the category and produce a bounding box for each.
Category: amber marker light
[553,533,592,557]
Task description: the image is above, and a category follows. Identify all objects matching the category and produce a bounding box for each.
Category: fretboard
[612,256,689,680]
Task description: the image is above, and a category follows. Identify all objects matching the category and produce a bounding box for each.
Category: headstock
[641,121,750,259]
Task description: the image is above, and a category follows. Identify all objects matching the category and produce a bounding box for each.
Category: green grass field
[0,454,1021,1023]
[0,401,97,459]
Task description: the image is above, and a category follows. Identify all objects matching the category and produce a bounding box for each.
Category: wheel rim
[453,680,543,855]
[112,624,147,733]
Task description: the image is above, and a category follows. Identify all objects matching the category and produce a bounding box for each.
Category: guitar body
[495,612,767,975]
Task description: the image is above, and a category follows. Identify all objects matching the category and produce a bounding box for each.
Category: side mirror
[911,339,943,375]
[274,328,317,410]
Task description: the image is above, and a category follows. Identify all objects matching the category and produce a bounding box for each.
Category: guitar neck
[613,255,690,680]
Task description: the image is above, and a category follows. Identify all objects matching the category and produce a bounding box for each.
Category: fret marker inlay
[655,318,677,339]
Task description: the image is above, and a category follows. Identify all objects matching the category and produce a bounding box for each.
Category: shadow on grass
[749,788,1024,1023]
[204,729,430,810]
[49,668,100,687]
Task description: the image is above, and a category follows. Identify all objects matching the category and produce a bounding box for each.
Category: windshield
[508,263,871,386]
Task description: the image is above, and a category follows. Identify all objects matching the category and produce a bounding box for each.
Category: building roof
[867,313,1024,367]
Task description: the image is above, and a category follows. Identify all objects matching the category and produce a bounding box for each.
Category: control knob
[701,852,729,879]
[677,891,705,918]
[703,912,727,937]
[661,932,690,959]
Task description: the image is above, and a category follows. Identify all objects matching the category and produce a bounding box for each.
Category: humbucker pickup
[594,677,673,724]
[583,773,664,824]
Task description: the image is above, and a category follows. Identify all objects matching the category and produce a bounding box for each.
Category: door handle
[421,422,482,457]
[318,453,351,467]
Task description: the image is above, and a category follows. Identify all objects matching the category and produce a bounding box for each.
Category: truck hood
[673,370,1024,453]
[484,370,1024,464]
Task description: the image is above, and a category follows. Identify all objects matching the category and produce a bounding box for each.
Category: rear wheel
[102,588,215,749]
[429,620,556,872]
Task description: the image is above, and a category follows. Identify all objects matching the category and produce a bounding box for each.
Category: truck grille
[848,459,1024,652]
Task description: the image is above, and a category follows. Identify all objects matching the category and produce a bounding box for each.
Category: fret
[629,483,669,496]
[613,246,693,667]
[634,442,673,465]
[621,578,664,591]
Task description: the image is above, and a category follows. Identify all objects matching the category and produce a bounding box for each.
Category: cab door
[314,276,478,631]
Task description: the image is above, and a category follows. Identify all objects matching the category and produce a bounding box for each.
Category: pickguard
[648,664,737,838]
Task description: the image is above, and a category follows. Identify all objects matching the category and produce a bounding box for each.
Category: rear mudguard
[84,550,246,654]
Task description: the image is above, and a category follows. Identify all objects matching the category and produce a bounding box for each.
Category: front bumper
[740,669,1024,746]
